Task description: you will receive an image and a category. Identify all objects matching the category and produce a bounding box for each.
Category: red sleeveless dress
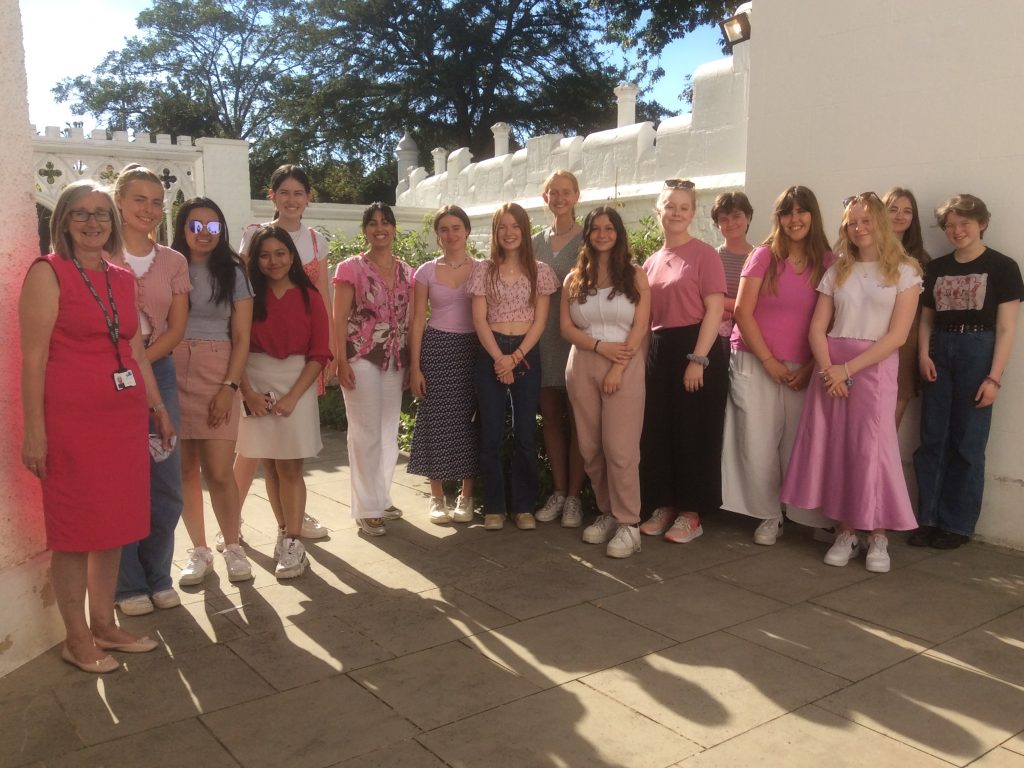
[37,254,149,551]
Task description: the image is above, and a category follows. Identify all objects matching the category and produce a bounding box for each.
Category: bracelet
[686,353,710,368]
[843,363,851,380]
[759,354,774,364]
[593,339,601,352]
[222,380,239,390]
[985,376,1002,388]
[149,403,166,414]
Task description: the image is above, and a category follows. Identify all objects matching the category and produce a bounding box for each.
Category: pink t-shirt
[332,254,412,370]
[466,260,559,325]
[644,239,725,330]
[731,247,837,363]
[412,259,477,334]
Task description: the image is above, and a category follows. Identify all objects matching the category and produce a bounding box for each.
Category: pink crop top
[466,260,559,325]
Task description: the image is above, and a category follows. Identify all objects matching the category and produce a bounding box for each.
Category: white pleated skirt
[236,353,323,460]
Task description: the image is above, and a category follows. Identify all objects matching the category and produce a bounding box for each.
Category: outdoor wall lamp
[720,10,751,45]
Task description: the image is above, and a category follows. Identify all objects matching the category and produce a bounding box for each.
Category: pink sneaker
[639,508,677,536]
[664,514,703,544]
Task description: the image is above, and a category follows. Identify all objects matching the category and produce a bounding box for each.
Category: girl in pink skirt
[781,193,922,572]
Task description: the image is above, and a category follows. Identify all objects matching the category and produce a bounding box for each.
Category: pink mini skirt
[173,339,242,440]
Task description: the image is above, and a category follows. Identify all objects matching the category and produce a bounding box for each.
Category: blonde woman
[782,193,922,572]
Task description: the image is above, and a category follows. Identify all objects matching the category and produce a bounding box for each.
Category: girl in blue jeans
[467,203,559,530]
[913,194,1022,549]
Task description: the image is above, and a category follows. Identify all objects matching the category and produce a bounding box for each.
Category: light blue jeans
[117,355,183,599]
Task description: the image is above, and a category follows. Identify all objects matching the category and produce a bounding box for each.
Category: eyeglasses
[664,179,696,190]
[188,220,222,236]
[69,209,113,222]
[842,191,880,208]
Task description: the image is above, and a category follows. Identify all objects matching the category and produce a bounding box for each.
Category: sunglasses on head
[842,191,880,208]
[664,179,696,190]
[188,220,222,236]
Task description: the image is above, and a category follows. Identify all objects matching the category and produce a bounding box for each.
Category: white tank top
[568,287,636,343]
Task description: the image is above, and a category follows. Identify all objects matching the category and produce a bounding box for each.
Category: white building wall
[744,0,1024,548]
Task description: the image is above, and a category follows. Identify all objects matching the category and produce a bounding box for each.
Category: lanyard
[71,256,126,371]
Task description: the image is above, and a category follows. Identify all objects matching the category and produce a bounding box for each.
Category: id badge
[113,369,137,390]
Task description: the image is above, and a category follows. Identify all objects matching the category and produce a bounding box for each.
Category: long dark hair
[882,187,929,265]
[487,203,538,305]
[172,197,242,306]
[761,185,830,295]
[269,164,312,221]
[246,225,317,322]
[566,206,639,305]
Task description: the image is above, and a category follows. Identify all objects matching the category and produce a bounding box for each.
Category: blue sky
[21,0,725,133]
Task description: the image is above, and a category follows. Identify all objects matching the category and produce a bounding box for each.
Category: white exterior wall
[744,0,1024,548]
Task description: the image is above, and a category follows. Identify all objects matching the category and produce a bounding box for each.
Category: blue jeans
[475,333,541,517]
[913,330,995,536]
[117,355,183,599]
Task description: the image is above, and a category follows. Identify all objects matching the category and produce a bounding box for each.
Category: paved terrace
[4,429,1024,768]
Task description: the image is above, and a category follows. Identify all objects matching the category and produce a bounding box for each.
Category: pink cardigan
[108,244,191,345]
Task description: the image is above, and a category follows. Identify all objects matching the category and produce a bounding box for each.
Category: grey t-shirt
[185,260,253,340]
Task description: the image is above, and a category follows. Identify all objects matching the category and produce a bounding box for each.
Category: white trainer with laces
[865,533,891,573]
[179,546,214,586]
[561,496,583,528]
[275,537,308,579]
[824,530,861,567]
[753,517,783,546]
[606,525,642,558]
[300,513,329,539]
[582,514,617,544]
[450,495,475,523]
[117,594,154,616]
[151,588,181,610]
[223,544,254,582]
[535,492,566,523]
[215,521,246,553]
[428,496,451,525]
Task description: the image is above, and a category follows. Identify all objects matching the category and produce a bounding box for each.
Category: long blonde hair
[833,193,920,288]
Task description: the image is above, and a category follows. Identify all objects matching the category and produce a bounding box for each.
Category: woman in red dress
[20,180,175,672]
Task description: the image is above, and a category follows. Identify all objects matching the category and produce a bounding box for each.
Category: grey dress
[533,227,584,388]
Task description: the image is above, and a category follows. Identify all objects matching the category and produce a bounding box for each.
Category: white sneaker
[151,588,181,610]
[117,594,154,616]
[754,517,783,546]
[300,513,329,539]
[606,525,642,558]
[451,495,475,523]
[357,518,387,536]
[383,506,403,520]
[274,527,285,558]
[223,544,254,582]
[582,514,617,544]
[275,537,308,579]
[429,496,451,525]
[824,530,860,567]
[561,496,583,528]
[179,546,214,586]
[215,521,245,553]
[535,492,566,523]
[865,533,891,573]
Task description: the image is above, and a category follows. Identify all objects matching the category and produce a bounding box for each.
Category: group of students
[21,162,1021,674]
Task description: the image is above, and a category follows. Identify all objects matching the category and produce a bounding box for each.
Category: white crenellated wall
[744,0,1024,549]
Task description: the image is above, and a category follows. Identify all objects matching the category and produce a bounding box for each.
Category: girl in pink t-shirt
[638,180,727,544]
[722,185,835,545]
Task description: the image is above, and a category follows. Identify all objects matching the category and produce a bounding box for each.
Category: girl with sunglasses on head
[468,203,559,531]
[109,164,191,616]
[407,205,480,524]
[782,192,922,572]
[172,198,255,585]
[561,207,650,557]
[20,180,174,672]
[236,226,330,578]
[639,179,728,544]
[532,170,588,528]
[721,186,835,545]
[912,195,1022,549]
[333,202,412,537]
[230,165,333,549]
[882,187,930,427]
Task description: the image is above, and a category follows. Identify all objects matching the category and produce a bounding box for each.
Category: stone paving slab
[6,427,1024,767]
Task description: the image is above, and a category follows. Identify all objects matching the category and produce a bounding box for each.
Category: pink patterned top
[332,254,412,370]
[107,244,191,345]
[466,260,559,325]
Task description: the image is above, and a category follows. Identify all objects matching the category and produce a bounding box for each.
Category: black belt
[937,324,994,334]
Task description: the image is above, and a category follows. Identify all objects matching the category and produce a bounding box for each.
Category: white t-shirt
[239,222,327,267]
[819,261,922,341]
[123,246,157,335]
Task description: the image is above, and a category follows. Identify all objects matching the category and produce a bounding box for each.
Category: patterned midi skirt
[407,327,479,480]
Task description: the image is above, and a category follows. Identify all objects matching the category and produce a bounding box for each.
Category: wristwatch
[222,380,239,390]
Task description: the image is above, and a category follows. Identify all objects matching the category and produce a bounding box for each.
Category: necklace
[440,257,470,269]
[551,222,577,237]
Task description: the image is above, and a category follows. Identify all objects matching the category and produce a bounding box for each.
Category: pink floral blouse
[332,254,412,370]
